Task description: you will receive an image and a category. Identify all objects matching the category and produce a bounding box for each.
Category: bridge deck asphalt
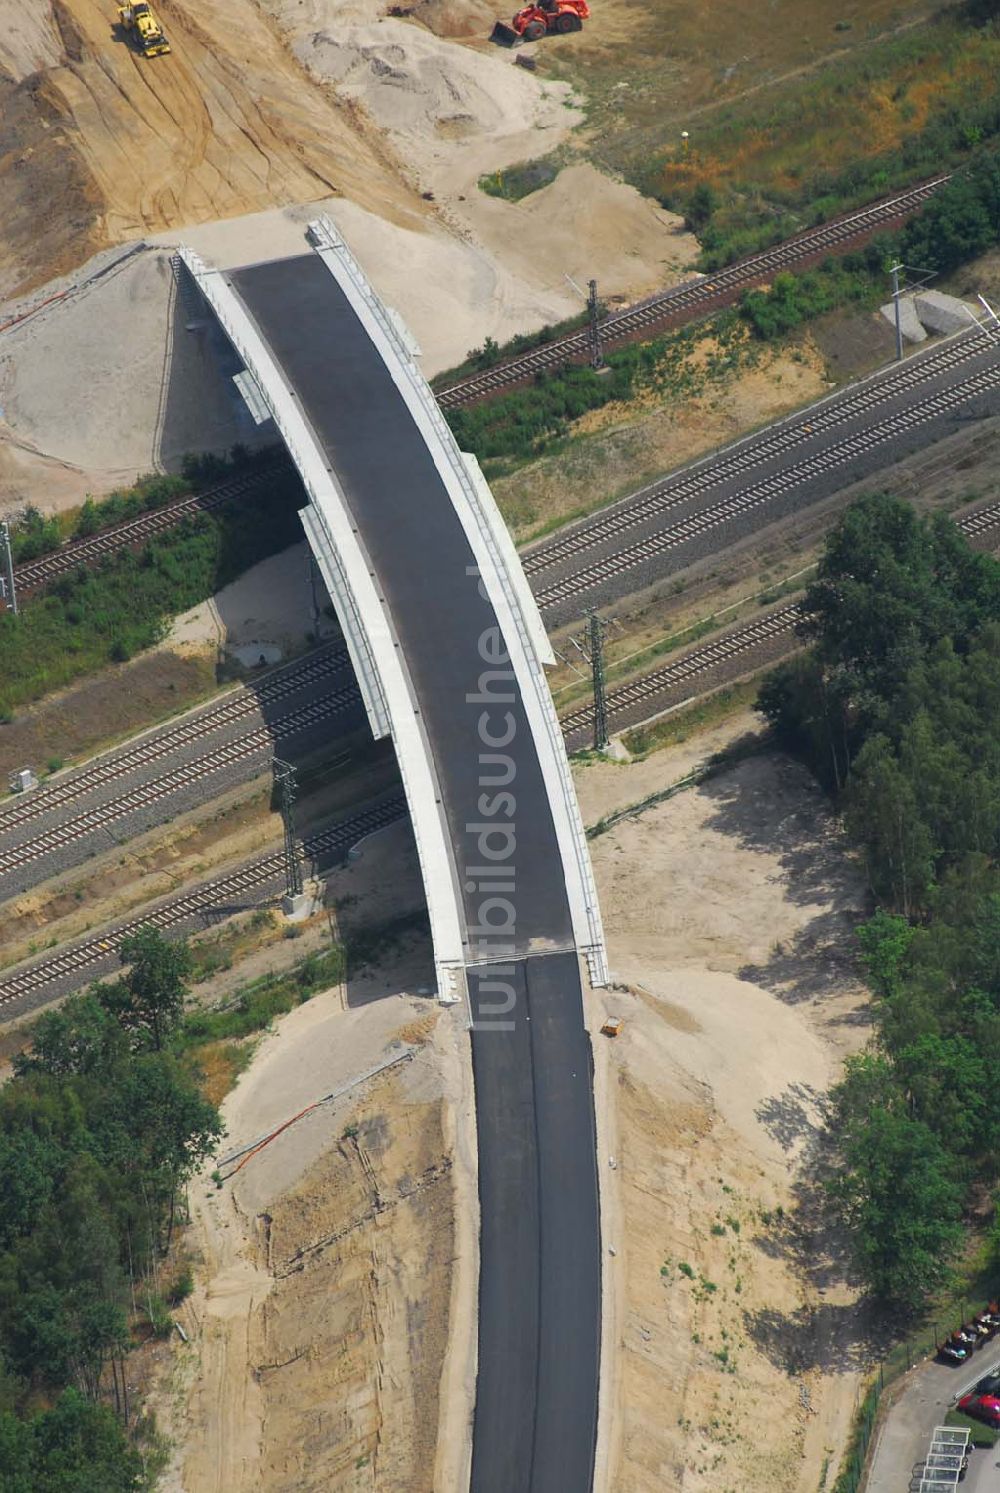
[229,254,571,961]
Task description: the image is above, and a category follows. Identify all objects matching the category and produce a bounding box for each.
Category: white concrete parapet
[178,244,468,999]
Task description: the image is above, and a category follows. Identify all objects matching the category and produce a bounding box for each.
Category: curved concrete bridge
[180,223,607,1492]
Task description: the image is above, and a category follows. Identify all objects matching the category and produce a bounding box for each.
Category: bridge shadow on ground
[318,814,435,1010]
[155,256,276,472]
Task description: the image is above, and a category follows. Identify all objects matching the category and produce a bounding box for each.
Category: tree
[0,1391,146,1492]
[684,182,718,232]
[829,1101,964,1307]
[856,910,914,1004]
[105,930,191,1051]
[14,995,125,1079]
[845,734,935,916]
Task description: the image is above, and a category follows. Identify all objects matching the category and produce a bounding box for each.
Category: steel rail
[534,354,1000,611]
[0,794,406,1009]
[522,327,993,581]
[437,178,949,407]
[9,453,295,596]
[0,642,350,832]
[0,681,362,879]
[558,497,1000,740]
[5,492,1000,1009]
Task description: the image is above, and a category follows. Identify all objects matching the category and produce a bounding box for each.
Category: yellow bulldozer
[117,1,171,56]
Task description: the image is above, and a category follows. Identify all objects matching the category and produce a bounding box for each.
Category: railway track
[523,327,996,585]
[0,794,407,1013]
[436,178,949,408]
[9,453,295,597]
[0,678,363,883]
[0,642,351,833]
[0,690,361,880]
[533,336,1000,612]
[5,495,1000,1011]
[0,177,955,620]
[559,496,1000,742]
[560,604,802,741]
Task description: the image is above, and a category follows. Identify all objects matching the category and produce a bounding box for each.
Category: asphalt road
[227,253,601,1491]
[468,953,600,1493]
[230,255,575,958]
[868,1349,1000,1493]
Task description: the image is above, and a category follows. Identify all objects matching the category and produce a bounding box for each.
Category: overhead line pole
[890,262,904,363]
[0,521,17,616]
[588,279,604,371]
[588,610,610,752]
[272,757,303,901]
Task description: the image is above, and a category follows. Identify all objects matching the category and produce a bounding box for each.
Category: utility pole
[0,520,17,616]
[272,757,303,901]
[587,609,610,752]
[889,262,904,363]
[888,262,934,362]
[588,279,603,370]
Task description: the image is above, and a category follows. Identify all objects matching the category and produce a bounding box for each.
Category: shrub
[166,1266,194,1306]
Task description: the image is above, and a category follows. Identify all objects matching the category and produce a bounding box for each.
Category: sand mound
[415,0,499,40]
[471,162,698,306]
[293,15,570,161]
[276,2,696,307]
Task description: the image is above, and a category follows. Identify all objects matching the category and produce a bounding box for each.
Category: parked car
[957,1387,1000,1427]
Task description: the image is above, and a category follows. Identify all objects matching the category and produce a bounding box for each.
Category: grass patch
[447,312,754,466]
[478,156,562,201]
[7,447,277,565]
[0,466,304,716]
[188,909,278,983]
[944,1410,998,1449]
[432,310,591,390]
[580,13,1000,270]
[178,912,429,1100]
[192,1041,257,1106]
[621,678,763,758]
[179,944,347,1048]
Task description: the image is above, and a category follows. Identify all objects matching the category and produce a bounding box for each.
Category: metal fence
[829,1307,989,1493]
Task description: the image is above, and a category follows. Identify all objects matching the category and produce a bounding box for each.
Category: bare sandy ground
[141,713,873,1490]
[0,0,697,509]
[153,972,478,1493]
[580,719,873,1491]
[167,542,338,664]
[0,248,272,502]
[0,0,63,78]
[263,0,698,308]
[499,336,830,538]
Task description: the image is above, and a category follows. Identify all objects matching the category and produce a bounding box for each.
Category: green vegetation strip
[446,312,753,470]
[448,148,1000,479]
[0,910,429,1487]
[0,454,303,718]
[8,448,271,565]
[643,15,1000,269]
[762,490,1000,1308]
[945,1410,998,1448]
[740,150,1000,340]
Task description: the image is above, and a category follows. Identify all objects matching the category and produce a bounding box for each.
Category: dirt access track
[0,0,423,298]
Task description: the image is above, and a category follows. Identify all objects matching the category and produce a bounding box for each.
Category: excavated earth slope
[0,0,422,299]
